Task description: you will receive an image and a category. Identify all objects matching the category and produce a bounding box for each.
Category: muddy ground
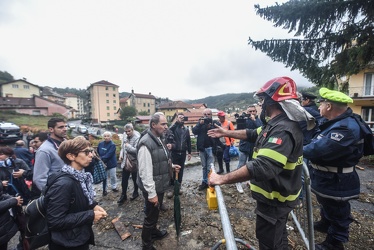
[9,157,374,250]
[88,157,374,250]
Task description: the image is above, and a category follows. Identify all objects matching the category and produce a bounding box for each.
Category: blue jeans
[237,151,250,169]
[103,167,117,191]
[200,147,213,184]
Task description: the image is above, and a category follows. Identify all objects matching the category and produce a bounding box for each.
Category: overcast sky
[0,0,312,100]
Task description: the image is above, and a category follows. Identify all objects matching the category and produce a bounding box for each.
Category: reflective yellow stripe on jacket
[250,185,301,202]
[253,149,303,170]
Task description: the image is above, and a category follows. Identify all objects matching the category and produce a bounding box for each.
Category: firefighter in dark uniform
[208,76,305,250]
[304,88,364,250]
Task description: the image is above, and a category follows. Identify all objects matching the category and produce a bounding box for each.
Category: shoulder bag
[124,153,138,173]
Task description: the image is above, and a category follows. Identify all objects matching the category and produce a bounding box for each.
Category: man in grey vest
[137,112,180,250]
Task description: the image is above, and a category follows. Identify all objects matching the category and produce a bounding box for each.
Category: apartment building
[87,80,120,123]
[128,90,156,115]
[157,100,195,122]
[64,93,85,118]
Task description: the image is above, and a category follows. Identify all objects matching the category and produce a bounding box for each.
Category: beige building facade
[0,79,40,98]
[128,90,156,115]
[87,80,120,123]
[348,68,374,128]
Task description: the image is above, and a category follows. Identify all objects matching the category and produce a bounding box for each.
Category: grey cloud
[187,47,312,96]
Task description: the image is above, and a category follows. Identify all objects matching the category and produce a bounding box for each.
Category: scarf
[61,164,95,205]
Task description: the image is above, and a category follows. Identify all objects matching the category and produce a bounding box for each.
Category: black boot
[225,163,230,173]
[314,220,330,233]
[217,162,224,174]
[315,235,344,250]
[117,194,127,205]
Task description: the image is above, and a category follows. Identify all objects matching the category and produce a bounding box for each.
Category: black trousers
[121,169,138,196]
[142,192,164,249]
[49,241,89,250]
[255,202,292,250]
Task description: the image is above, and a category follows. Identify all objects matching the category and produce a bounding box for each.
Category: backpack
[351,113,374,156]
[24,172,72,249]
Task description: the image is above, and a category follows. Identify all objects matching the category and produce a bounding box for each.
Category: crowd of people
[0,76,371,250]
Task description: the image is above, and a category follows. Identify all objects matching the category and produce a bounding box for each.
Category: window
[143,103,146,107]
[113,94,116,97]
[12,84,19,89]
[364,73,374,96]
[113,100,116,104]
[362,107,374,126]
[148,103,150,107]
[105,87,108,90]
[107,113,110,117]
[106,100,109,103]
[107,106,110,110]
[23,85,30,89]
[113,87,116,91]
[106,93,109,97]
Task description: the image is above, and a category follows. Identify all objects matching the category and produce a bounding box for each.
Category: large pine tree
[248,0,374,91]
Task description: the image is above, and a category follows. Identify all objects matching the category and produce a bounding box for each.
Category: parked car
[68,123,76,129]
[0,122,22,143]
[77,125,87,134]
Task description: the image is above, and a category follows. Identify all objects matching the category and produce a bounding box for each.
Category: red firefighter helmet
[256,76,298,102]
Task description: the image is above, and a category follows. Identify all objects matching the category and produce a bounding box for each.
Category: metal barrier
[209,164,256,250]
[290,162,315,250]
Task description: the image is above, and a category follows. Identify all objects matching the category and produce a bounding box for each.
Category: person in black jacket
[45,136,107,250]
[0,182,23,250]
[166,113,192,198]
[192,108,220,191]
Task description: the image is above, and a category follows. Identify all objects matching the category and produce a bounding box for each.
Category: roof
[0,97,35,106]
[120,97,129,103]
[0,79,41,89]
[41,87,66,99]
[89,80,119,88]
[130,92,156,99]
[191,103,207,109]
[135,116,152,121]
[64,93,78,97]
[158,101,194,109]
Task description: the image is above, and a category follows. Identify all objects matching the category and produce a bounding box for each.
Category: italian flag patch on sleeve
[268,137,282,145]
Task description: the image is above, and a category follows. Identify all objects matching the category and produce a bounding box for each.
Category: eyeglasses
[248,110,256,112]
[79,149,94,156]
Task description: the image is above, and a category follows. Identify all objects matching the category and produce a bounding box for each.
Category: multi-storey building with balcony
[348,68,374,129]
[86,80,120,123]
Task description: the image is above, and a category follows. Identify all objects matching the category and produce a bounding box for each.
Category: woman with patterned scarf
[44,136,107,249]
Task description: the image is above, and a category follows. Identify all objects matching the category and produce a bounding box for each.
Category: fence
[290,162,315,250]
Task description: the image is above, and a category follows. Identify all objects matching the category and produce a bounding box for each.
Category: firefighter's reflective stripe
[250,184,302,202]
[256,127,262,135]
[253,150,303,171]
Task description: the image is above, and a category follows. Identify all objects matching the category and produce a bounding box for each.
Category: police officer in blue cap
[304,88,365,250]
